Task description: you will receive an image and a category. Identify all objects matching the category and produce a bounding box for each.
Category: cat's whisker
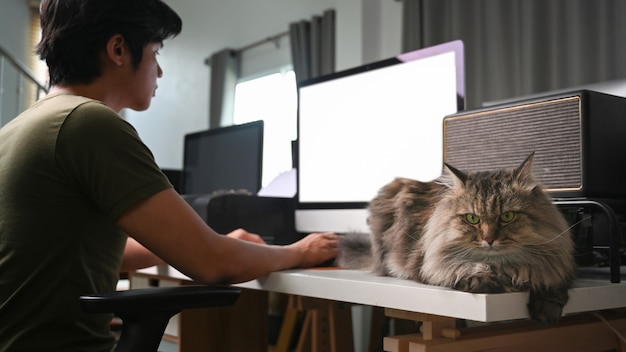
[521,249,565,258]
[509,242,567,257]
[536,218,585,245]
[446,246,480,261]
[406,233,419,241]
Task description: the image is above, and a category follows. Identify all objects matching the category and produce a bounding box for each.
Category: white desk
[134,265,626,351]
[136,265,626,323]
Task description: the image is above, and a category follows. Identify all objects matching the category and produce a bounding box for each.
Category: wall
[0,0,33,126]
[124,0,403,169]
[0,0,31,79]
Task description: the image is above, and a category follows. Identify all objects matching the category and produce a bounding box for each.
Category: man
[0,1,338,350]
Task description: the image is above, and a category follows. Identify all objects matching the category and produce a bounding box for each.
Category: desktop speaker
[443,90,626,198]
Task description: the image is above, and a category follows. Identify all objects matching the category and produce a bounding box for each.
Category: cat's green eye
[500,211,516,223]
[465,213,480,225]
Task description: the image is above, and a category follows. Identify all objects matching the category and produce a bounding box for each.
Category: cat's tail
[335,232,374,270]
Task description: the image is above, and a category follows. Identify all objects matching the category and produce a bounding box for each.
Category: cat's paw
[527,299,563,325]
[527,286,569,325]
[453,275,505,293]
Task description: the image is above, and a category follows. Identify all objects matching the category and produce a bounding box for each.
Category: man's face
[124,42,163,111]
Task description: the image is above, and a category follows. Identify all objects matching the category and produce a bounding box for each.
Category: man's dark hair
[36,0,182,86]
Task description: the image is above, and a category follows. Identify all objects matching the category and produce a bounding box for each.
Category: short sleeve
[55,101,172,220]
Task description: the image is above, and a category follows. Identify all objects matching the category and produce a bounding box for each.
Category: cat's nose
[482,226,496,246]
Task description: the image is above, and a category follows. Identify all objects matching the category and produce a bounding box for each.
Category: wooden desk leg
[383,309,458,352]
[328,301,354,352]
[311,309,331,351]
[383,334,426,352]
[369,307,386,352]
[275,305,302,352]
[296,311,313,352]
[386,309,458,340]
[178,287,269,352]
[383,309,626,352]
[278,295,355,352]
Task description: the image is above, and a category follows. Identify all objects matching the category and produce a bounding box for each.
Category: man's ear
[106,34,126,66]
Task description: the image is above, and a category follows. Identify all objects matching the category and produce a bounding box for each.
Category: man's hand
[226,228,266,244]
[288,232,339,268]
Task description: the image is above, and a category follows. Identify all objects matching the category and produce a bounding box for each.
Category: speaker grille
[444,96,582,192]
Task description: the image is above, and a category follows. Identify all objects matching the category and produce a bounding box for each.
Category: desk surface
[135,265,626,323]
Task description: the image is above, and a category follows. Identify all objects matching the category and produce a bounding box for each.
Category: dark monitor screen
[182,120,263,195]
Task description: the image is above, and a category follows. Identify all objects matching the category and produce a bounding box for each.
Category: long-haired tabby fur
[337,153,575,325]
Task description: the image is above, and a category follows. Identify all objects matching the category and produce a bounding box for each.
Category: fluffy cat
[336,153,575,325]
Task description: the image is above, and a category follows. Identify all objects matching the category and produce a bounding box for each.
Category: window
[233,68,297,187]
[29,4,46,83]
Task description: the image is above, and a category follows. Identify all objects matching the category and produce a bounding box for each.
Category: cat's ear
[514,152,539,192]
[514,151,535,180]
[444,163,467,186]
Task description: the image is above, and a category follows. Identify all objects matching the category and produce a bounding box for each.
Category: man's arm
[116,188,338,284]
[121,237,164,272]
[121,227,269,272]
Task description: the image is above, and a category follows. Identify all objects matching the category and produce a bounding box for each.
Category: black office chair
[80,285,241,352]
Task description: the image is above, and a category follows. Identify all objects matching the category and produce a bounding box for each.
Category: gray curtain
[402,0,626,109]
[289,9,336,83]
[208,48,239,128]
[402,0,423,53]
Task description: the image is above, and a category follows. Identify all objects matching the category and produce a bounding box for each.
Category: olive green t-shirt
[0,94,172,351]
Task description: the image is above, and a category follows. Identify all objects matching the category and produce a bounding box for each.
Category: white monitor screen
[296,40,464,233]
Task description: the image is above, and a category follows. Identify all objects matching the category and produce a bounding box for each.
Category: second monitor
[182,120,264,195]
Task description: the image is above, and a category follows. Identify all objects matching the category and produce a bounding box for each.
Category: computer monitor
[182,120,264,195]
[295,40,465,233]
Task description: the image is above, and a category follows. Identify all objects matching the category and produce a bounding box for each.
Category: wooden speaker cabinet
[443,90,626,199]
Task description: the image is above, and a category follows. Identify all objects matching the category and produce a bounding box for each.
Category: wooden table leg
[328,301,354,352]
[383,309,626,352]
[275,295,355,352]
[368,307,386,352]
[274,304,302,352]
